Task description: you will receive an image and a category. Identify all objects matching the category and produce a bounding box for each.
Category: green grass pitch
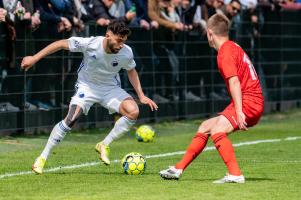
[0,111,301,200]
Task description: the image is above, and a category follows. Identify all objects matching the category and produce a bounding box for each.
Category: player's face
[106,32,127,53]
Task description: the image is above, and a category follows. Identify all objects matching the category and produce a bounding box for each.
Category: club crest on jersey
[111,59,119,67]
[78,92,85,98]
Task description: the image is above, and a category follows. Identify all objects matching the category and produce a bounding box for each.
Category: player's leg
[96,88,137,165]
[102,98,138,145]
[159,117,218,180]
[210,113,245,183]
[175,117,219,170]
[32,105,83,174]
[33,82,93,174]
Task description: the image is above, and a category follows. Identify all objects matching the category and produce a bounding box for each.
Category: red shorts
[219,98,264,131]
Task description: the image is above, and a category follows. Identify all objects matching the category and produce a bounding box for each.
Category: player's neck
[215,37,229,51]
[103,38,112,54]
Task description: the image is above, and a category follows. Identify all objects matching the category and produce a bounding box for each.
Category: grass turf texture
[0,111,301,200]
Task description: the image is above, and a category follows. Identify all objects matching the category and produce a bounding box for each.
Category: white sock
[103,116,136,146]
[40,120,71,160]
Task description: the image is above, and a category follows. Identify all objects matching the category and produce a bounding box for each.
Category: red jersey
[217,40,263,102]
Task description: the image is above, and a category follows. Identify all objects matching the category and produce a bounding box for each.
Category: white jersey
[68,36,136,87]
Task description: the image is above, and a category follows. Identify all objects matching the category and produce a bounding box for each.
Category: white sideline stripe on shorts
[0,136,300,179]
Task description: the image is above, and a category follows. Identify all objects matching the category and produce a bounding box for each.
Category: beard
[108,42,121,54]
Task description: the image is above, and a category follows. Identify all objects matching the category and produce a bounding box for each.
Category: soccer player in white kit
[21,20,158,174]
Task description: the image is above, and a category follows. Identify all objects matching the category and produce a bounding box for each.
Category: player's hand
[139,95,158,111]
[21,56,37,71]
[237,111,248,130]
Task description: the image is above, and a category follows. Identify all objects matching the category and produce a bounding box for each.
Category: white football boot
[213,174,245,184]
[159,166,183,180]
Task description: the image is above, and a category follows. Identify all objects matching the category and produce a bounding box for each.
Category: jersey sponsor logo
[90,55,96,59]
[74,40,80,49]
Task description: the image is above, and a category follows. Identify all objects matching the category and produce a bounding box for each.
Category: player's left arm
[228,76,248,130]
[127,69,158,111]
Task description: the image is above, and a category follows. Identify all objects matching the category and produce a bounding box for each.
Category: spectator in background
[179,0,206,32]
[216,0,241,21]
[148,0,184,102]
[278,0,301,10]
[34,0,72,33]
[148,0,184,31]
[202,0,224,22]
[0,0,36,112]
[50,0,85,33]
[241,0,257,8]
[21,0,41,31]
[109,0,136,24]
[30,0,73,110]
[72,0,86,33]
[239,0,261,38]
[0,7,7,22]
[160,0,181,23]
[82,0,136,27]
[0,3,9,107]
[130,0,159,30]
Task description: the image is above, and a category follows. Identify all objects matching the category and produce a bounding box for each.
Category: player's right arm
[228,76,248,130]
[21,39,69,71]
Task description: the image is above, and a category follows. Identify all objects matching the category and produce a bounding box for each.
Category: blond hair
[207,13,230,36]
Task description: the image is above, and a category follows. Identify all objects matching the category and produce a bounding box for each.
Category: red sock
[175,132,209,170]
[211,133,241,176]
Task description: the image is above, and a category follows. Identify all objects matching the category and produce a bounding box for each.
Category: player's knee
[210,125,227,135]
[197,121,209,134]
[210,116,233,135]
[126,108,139,120]
[197,126,206,134]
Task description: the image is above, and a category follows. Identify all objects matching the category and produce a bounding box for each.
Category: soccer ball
[135,125,155,142]
[121,152,146,175]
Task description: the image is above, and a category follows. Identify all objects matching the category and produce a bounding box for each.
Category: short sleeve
[123,48,136,70]
[68,37,94,53]
[217,44,238,79]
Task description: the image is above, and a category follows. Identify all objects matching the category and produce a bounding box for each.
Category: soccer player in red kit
[159,13,264,183]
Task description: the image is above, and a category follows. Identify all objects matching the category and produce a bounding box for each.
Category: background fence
[0,10,301,135]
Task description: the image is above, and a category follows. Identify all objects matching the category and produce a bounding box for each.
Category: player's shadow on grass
[246,177,275,182]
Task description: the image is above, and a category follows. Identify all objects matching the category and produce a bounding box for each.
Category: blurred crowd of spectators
[0,0,300,112]
[1,0,300,33]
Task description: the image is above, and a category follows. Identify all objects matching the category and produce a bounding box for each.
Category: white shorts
[70,82,132,115]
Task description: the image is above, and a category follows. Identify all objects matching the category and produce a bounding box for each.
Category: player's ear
[105,31,111,38]
[207,28,213,37]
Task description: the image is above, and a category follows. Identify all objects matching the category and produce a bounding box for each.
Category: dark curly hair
[106,20,131,37]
